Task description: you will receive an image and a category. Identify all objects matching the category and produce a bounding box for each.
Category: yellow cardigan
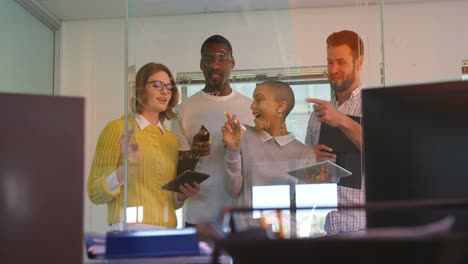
[87,116,180,227]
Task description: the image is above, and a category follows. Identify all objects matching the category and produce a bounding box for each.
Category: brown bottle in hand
[199,125,210,141]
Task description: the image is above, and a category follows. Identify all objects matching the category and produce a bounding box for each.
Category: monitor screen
[362,81,468,231]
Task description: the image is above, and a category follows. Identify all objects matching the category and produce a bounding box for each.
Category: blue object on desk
[105,228,200,259]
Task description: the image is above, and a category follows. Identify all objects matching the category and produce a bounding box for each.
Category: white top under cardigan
[224,125,316,229]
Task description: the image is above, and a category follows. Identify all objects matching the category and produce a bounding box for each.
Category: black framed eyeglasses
[146,80,174,93]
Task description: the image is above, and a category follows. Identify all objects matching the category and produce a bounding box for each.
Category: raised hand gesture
[221,112,244,150]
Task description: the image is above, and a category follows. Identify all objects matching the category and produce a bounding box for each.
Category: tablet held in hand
[287,160,352,184]
[162,170,210,193]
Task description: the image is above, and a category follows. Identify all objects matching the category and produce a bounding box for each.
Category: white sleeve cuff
[173,193,185,207]
[106,171,122,192]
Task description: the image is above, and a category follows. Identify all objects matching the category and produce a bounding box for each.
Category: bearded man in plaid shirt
[305,30,366,235]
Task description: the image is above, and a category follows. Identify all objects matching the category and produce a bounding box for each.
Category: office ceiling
[37,0,444,21]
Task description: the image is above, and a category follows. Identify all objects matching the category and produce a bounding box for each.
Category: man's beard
[329,67,356,93]
[330,78,355,92]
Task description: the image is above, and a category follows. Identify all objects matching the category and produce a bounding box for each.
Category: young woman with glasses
[87,62,199,230]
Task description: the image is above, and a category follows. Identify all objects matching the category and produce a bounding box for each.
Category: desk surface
[85,255,231,264]
[217,235,468,264]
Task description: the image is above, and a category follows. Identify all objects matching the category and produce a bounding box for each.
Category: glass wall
[0,0,55,95]
[73,0,468,244]
[124,0,382,238]
[364,0,468,236]
[381,0,468,86]
[4,0,468,261]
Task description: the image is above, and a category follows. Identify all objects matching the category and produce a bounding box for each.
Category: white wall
[60,0,468,233]
[384,1,468,85]
[128,5,381,86]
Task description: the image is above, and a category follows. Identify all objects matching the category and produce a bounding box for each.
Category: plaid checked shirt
[305,85,366,235]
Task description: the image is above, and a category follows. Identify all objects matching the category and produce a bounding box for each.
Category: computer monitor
[0,93,84,264]
[362,81,468,231]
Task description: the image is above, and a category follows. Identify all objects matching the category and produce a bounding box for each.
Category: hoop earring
[276,108,284,117]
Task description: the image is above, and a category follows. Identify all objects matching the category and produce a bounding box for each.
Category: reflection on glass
[252,185,291,237]
[73,0,387,236]
[296,184,338,238]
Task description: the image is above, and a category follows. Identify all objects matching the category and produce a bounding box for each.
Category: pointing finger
[305,98,327,105]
